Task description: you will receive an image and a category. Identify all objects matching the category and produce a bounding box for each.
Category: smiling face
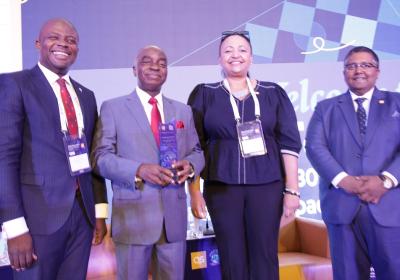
[219,35,252,78]
[133,46,168,97]
[343,51,380,96]
[35,19,79,76]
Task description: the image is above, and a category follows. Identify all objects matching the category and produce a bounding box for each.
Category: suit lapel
[30,66,62,132]
[338,92,363,147]
[125,91,158,151]
[364,89,385,147]
[163,96,176,124]
[70,79,90,135]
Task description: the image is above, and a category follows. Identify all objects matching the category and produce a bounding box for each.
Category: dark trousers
[13,194,93,280]
[327,203,400,280]
[204,180,283,280]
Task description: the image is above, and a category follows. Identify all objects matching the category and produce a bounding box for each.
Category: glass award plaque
[159,122,178,181]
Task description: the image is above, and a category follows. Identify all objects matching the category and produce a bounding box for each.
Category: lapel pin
[378,99,384,104]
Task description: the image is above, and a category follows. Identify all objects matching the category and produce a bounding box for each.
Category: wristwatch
[379,175,393,189]
[188,163,195,179]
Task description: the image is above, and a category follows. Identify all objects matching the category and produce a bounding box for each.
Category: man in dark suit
[92,45,204,280]
[0,18,108,280]
[306,46,400,279]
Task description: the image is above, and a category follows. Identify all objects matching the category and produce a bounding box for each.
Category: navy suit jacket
[0,65,107,235]
[306,88,400,226]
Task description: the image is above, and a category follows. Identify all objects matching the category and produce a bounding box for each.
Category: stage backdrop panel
[10,0,400,220]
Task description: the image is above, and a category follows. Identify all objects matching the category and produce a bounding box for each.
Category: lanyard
[54,81,85,137]
[224,77,260,122]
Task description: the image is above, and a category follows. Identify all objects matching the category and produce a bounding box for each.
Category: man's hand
[172,160,193,184]
[7,232,37,271]
[358,176,388,204]
[92,218,107,245]
[337,175,363,194]
[137,163,174,186]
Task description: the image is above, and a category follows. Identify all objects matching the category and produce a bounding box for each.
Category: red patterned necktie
[57,78,78,137]
[148,97,161,146]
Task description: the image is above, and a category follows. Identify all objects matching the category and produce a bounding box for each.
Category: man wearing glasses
[306,46,400,279]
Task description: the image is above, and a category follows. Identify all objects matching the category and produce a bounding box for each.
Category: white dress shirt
[136,86,165,123]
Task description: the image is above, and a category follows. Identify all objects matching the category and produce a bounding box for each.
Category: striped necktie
[355,97,367,135]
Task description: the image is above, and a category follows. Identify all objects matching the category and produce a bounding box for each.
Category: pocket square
[392,110,400,118]
[176,120,185,129]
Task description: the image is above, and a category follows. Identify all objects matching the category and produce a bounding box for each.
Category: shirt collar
[136,86,163,105]
[349,87,374,102]
[37,62,72,86]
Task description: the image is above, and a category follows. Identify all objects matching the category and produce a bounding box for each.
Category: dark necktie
[57,78,78,136]
[149,97,161,146]
[355,97,367,135]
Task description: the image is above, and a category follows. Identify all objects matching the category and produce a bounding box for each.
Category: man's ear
[35,39,41,50]
[132,66,137,77]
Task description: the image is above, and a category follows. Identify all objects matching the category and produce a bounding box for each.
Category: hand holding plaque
[159,122,179,182]
[172,159,194,184]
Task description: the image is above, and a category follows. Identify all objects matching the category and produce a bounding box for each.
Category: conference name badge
[159,122,178,182]
[62,133,91,176]
[236,119,267,158]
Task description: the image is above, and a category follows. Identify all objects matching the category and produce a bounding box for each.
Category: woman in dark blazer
[187,31,302,280]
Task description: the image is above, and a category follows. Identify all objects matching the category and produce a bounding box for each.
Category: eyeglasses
[344,62,378,71]
[221,30,250,41]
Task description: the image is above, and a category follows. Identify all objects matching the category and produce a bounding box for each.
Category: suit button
[356,154,361,158]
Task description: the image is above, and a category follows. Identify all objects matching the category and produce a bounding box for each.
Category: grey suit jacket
[92,90,204,245]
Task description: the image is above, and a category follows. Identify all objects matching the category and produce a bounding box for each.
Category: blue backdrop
[18,0,400,221]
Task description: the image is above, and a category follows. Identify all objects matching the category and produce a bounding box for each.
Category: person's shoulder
[164,96,191,111]
[0,68,39,95]
[104,93,132,104]
[70,78,94,95]
[314,92,347,111]
[203,81,222,89]
[256,80,286,94]
[100,93,134,111]
[380,89,400,99]
[188,81,223,105]
[256,81,290,102]
[192,81,223,92]
[0,68,34,83]
[257,80,279,89]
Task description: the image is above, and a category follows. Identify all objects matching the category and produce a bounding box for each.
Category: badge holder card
[236,119,267,158]
[159,122,179,182]
[62,133,92,176]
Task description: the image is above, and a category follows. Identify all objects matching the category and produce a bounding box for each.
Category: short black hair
[344,46,379,67]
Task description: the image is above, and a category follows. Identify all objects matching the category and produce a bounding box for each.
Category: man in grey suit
[92,45,204,280]
[306,46,400,279]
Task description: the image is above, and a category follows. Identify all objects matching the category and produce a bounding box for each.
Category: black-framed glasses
[344,62,378,71]
[221,30,250,41]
